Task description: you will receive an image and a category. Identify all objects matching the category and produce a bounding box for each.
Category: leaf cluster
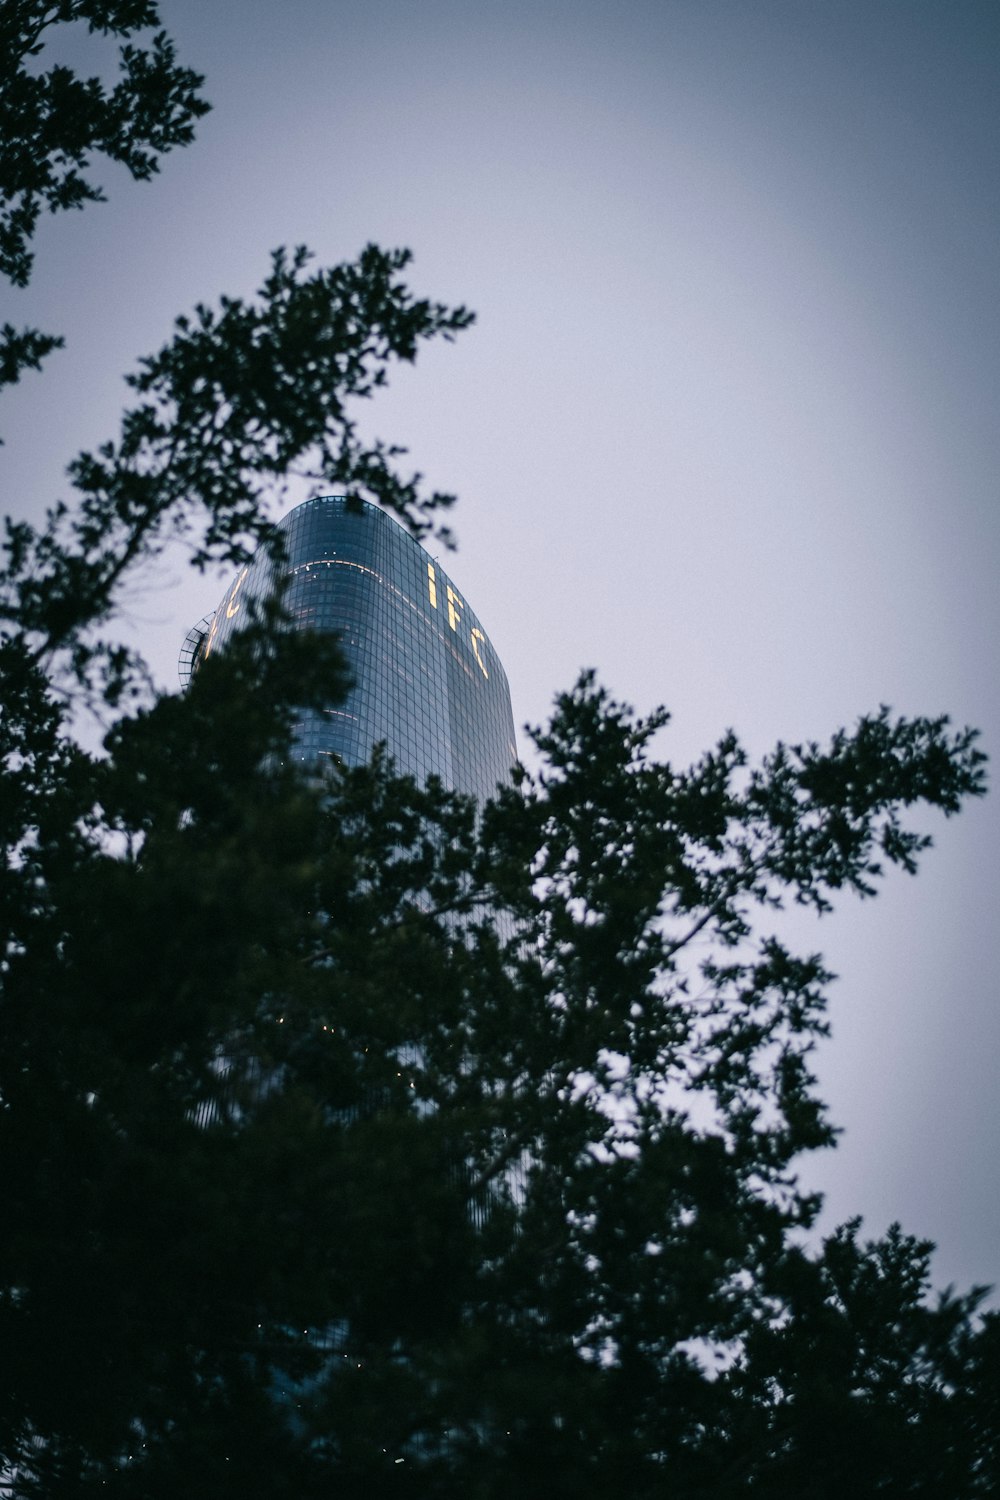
[0,0,209,400]
[0,619,990,1493]
[0,244,473,716]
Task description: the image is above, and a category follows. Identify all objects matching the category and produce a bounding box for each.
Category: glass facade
[189,496,517,803]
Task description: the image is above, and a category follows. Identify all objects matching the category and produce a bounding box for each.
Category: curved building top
[188,496,517,805]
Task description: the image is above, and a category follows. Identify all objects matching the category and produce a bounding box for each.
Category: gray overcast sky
[4,0,998,1295]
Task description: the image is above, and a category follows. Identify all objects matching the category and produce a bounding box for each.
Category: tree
[0,1,209,404]
[1,17,995,1499]
[0,353,992,1491]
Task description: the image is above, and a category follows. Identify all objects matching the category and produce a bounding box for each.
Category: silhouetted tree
[1,17,994,1497]
[0,0,209,401]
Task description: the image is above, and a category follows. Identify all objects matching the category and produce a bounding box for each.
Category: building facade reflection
[186,496,517,802]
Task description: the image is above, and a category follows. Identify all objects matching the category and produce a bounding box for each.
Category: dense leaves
[0,323,63,391]
[0,0,208,289]
[0,0,208,398]
[1,577,991,1495]
[0,41,994,1490]
[0,243,473,721]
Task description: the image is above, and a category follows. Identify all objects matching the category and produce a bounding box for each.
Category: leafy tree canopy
[0,1,209,401]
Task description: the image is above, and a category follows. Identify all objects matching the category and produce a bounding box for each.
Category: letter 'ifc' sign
[203,565,249,659]
[427,563,488,678]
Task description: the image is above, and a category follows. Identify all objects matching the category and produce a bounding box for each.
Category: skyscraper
[182,495,517,801]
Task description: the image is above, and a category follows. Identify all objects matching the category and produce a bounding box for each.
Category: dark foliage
[0,0,208,397]
[0,22,994,1491]
[0,476,991,1493]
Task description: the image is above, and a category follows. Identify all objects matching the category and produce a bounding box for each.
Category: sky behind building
[3,0,998,1295]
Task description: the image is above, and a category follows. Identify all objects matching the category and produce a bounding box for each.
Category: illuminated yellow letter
[427,562,438,609]
[446,583,463,632]
[470,627,489,678]
[202,610,220,660]
[226,566,249,619]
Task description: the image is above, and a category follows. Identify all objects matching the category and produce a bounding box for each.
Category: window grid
[199,497,516,806]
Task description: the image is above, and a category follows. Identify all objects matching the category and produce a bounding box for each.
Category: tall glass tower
[183,496,517,802]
